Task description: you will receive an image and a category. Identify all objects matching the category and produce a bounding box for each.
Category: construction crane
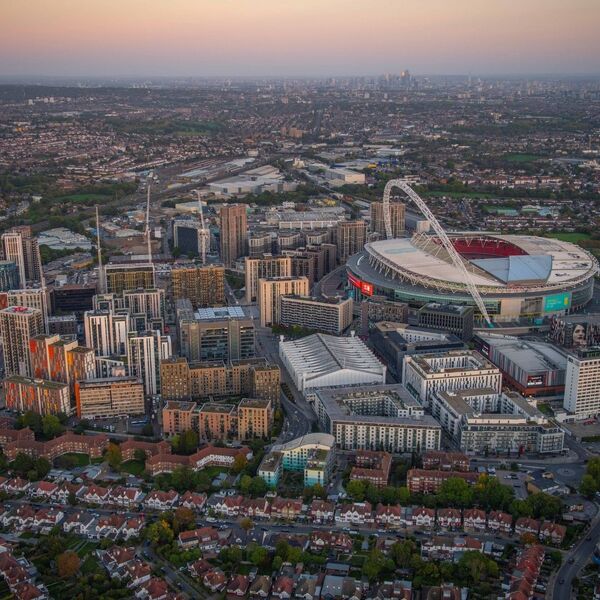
[382,178,492,326]
[145,181,153,265]
[196,189,210,265]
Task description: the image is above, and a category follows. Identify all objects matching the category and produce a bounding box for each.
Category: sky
[2,0,599,78]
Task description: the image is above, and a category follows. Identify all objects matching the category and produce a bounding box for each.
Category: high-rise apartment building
[245,255,292,303]
[105,264,155,294]
[75,377,145,419]
[257,276,310,327]
[1,226,43,287]
[178,306,255,362]
[219,204,247,267]
[172,218,206,257]
[564,347,600,419]
[127,330,172,396]
[336,220,367,263]
[0,306,44,376]
[279,295,354,335]
[370,201,405,238]
[5,375,71,416]
[6,288,51,332]
[171,265,225,308]
[84,310,131,357]
[29,335,95,396]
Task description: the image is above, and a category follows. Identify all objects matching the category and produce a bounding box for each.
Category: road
[551,504,600,599]
[249,304,317,442]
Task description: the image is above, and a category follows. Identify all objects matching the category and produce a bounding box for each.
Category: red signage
[348,272,373,296]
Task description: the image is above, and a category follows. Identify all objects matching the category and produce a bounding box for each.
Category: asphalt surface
[551,506,600,600]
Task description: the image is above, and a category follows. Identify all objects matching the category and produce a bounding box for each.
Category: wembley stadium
[346,233,599,323]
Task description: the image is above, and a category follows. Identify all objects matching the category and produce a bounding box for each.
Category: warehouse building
[475,333,567,397]
[279,332,386,394]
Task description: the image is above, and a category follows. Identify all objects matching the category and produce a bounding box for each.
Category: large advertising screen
[348,272,373,296]
[544,292,571,313]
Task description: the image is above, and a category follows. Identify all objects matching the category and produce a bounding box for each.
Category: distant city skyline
[2,0,600,78]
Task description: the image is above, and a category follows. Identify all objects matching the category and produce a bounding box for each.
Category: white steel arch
[382,179,492,325]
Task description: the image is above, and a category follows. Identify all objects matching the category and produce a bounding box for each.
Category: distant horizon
[3,0,599,79]
[1,71,600,84]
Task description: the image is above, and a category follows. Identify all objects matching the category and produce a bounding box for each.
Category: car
[587,536,593,541]
[559,578,565,584]
[568,558,575,564]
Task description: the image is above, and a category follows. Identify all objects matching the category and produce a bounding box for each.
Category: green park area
[503,153,542,163]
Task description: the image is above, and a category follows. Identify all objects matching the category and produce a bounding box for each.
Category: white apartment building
[402,350,502,407]
[564,347,600,419]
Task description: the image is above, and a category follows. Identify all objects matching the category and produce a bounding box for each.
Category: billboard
[544,292,571,313]
[348,272,373,296]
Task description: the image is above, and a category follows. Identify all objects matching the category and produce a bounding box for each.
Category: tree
[105,443,122,471]
[239,517,254,532]
[57,550,80,578]
[456,551,498,584]
[11,452,34,476]
[19,411,43,435]
[239,475,253,495]
[232,453,248,474]
[34,457,51,479]
[142,423,154,437]
[180,430,199,455]
[473,475,514,511]
[580,474,598,499]
[346,479,367,501]
[437,477,474,508]
[272,555,283,571]
[173,507,195,533]
[363,549,385,580]
[134,448,147,464]
[390,540,417,569]
[249,476,267,497]
[525,493,562,520]
[42,414,64,439]
[247,543,269,568]
[145,519,174,545]
[520,532,538,545]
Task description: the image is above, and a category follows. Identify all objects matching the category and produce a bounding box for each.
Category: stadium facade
[347,233,598,323]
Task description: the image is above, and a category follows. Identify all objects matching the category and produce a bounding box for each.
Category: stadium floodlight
[382,179,492,325]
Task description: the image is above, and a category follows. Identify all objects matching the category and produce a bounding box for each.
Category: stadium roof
[472,255,552,283]
[364,233,598,292]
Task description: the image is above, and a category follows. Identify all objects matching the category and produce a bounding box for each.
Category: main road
[550,503,600,599]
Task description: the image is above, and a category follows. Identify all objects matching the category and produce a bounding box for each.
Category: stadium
[347,232,599,323]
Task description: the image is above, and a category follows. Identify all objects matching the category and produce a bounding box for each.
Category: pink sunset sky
[2,0,599,77]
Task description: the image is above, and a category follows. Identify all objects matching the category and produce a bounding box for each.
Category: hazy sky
[2,0,599,77]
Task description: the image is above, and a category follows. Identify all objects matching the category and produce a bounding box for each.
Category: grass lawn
[504,153,542,163]
[121,459,146,476]
[59,452,91,467]
[203,466,229,479]
[545,232,592,243]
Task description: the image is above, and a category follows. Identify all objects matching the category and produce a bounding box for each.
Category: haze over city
[2,0,600,78]
[1,2,600,600]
